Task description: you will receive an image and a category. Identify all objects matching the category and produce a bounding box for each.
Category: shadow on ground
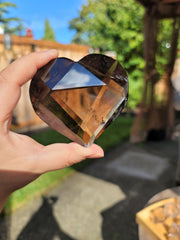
[0,140,178,240]
[17,196,74,240]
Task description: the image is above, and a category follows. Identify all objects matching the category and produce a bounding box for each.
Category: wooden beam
[136,0,180,18]
[144,3,180,18]
[156,2,180,18]
[162,0,180,4]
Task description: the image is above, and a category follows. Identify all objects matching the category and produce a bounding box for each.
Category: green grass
[95,115,133,150]
[4,115,133,214]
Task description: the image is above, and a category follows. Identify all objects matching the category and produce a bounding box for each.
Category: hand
[0,50,104,211]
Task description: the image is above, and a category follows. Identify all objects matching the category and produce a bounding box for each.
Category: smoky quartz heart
[29,54,128,147]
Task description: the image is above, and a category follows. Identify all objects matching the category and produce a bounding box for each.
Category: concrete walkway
[0,140,178,240]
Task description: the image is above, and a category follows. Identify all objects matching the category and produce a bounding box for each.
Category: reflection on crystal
[51,62,106,90]
[30,54,128,147]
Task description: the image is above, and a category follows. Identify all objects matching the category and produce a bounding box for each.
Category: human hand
[0,50,104,211]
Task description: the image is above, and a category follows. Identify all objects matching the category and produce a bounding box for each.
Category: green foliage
[0,1,22,34]
[69,0,145,109]
[0,1,17,22]
[42,19,56,41]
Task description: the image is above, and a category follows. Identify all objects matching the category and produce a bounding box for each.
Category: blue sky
[5,0,85,44]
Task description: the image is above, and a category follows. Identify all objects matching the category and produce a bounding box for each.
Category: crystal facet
[29,54,128,147]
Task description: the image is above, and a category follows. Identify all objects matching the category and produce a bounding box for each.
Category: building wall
[0,34,91,130]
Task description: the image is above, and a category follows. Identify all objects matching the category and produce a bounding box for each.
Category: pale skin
[0,49,104,212]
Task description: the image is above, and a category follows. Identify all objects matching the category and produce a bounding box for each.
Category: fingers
[36,143,104,173]
[0,50,58,133]
[0,49,58,87]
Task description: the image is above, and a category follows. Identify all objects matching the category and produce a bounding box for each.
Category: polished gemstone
[30,54,128,147]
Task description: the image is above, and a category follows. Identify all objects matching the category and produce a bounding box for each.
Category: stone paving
[0,140,178,240]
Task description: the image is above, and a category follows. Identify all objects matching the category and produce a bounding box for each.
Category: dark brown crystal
[30,54,128,146]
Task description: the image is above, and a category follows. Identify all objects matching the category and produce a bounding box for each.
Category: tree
[0,1,22,34]
[42,19,56,41]
[69,0,176,110]
[69,0,145,109]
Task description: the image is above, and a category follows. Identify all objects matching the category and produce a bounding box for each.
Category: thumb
[35,142,104,173]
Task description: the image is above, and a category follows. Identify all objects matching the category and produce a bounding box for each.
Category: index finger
[0,49,58,87]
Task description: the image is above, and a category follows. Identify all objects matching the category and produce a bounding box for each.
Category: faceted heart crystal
[30,54,128,147]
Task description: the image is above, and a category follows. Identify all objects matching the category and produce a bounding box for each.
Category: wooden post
[165,18,180,138]
[130,10,159,142]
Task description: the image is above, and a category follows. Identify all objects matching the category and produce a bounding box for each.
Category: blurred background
[1,0,180,239]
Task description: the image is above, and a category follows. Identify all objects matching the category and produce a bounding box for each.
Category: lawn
[4,115,133,214]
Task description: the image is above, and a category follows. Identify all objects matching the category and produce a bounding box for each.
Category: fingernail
[95,148,104,158]
[89,146,104,158]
